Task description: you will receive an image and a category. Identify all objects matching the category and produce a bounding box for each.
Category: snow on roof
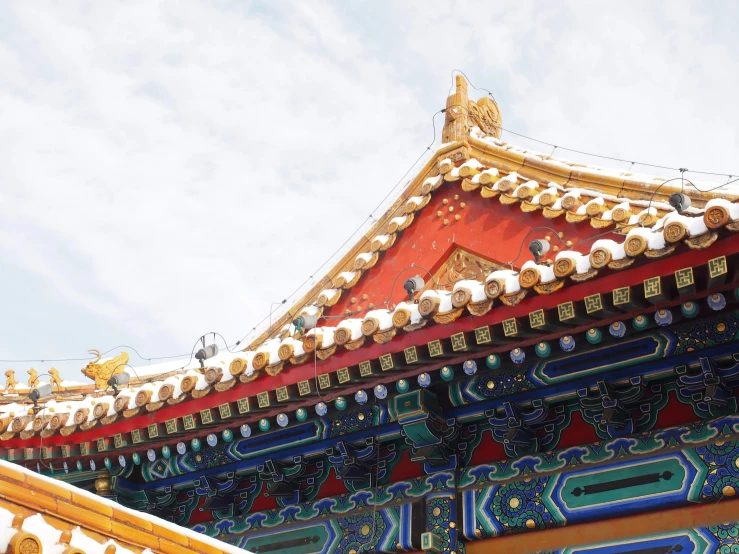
[2,126,737,443]
[0,459,253,554]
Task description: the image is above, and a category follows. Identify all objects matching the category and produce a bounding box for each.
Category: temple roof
[2,76,738,447]
[0,458,250,553]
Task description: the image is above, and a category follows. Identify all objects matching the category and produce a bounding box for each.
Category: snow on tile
[628,207,658,226]
[453,280,487,302]
[423,175,443,190]
[521,260,555,283]
[337,271,357,284]
[389,215,410,228]
[318,288,340,303]
[280,336,306,358]
[22,514,66,554]
[460,159,483,170]
[627,226,666,250]
[555,250,592,274]
[561,189,581,202]
[601,201,631,221]
[0,507,16,553]
[486,269,521,294]
[405,196,425,210]
[513,181,539,197]
[364,309,394,330]
[393,301,423,325]
[337,319,364,341]
[70,527,136,554]
[256,338,283,366]
[592,239,626,260]
[661,212,709,236]
[706,198,739,220]
[530,186,558,205]
[420,289,454,313]
[311,327,336,348]
[493,172,518,191]
[471,168,499,184]
[4,461,254,554]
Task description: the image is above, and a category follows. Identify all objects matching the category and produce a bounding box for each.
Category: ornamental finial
[442,75,502,143]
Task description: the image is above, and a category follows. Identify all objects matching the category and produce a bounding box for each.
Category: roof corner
[442,75,502,144]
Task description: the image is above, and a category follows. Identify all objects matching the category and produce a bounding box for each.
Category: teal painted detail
[632,314,649,330]
[222,429,233,443]
[189,476,448,546]
[586,328,602,344]
[335,397,347,411]
[440,366,454,381]
[486,354,501,369]
[459,414,739,488]
[535,342,551,358]
[559,457,687,510]
[259,418,270,432]
[393,390,439,446]
[681,301,699,318]
[396,379,409,393]
[448,382,466,407]
[132,453,140,465]
[296,408,308,422]
[244,523,330,554]
[191,438,201,452]
[162,446,171,459]
[683,446,711,502]
[426,495,464,553]
[104,457,111,469]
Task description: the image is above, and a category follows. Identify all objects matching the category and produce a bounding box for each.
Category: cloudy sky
[1,1,737,380]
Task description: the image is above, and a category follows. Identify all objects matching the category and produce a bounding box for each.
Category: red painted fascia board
[6,233,738,449]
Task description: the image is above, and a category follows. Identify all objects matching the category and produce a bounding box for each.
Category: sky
[0,1,737,380]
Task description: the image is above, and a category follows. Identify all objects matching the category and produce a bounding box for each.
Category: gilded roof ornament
[4,370,18,394]
[48,368,63,392]
[27,368,39,388]
[442,75,502,143]
[81,349,129,390]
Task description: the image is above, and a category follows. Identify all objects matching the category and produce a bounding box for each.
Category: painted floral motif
[491,477,553,532]
[710,521,739,553]
[702,467,739,500]
[474,370,532,398]
[674,314,738,355]
[697,439,739,469]
[337,512,385,553]
[184,443,231,471]
[697,439,739,500]
[330,407,375,437]
[712,522,739,540]
[427,497,452,553]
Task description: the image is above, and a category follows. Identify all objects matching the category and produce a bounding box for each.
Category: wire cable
[445,99,737,179]
[235,108,445,350]
[8,76,739,365]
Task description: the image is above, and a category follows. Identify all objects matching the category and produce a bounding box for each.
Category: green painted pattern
[559,458,687,510]
[244,524,330,554]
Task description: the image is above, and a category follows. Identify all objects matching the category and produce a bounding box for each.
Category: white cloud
[0,1,736,378]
